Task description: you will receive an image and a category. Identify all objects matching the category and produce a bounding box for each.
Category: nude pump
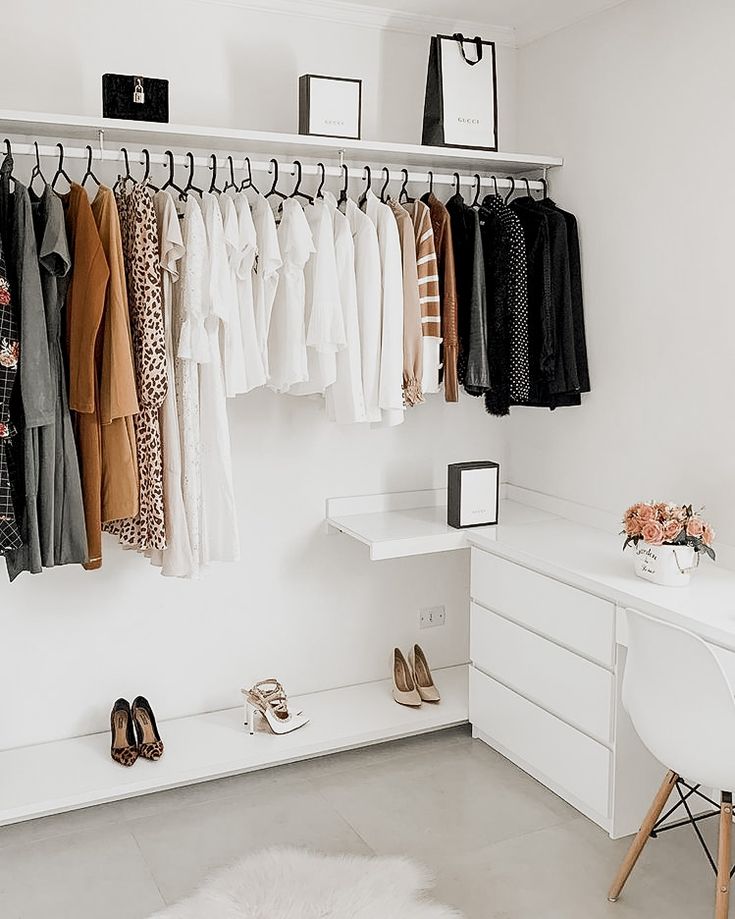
[392,648,422,707]
[409,644,441,703]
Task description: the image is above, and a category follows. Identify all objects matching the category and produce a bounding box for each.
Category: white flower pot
[633,543,699,587]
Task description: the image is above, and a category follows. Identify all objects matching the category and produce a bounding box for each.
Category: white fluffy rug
[149,848,461,919]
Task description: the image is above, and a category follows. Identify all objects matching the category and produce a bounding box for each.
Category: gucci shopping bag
[422,33,498,150]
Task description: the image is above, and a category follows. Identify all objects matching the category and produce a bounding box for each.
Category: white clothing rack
[4,142,545,191]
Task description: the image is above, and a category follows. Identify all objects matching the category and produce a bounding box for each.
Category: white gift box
[298,74,362,140]
[447,462,500,529]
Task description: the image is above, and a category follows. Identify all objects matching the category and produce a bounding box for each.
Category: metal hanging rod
[3,142,545,190]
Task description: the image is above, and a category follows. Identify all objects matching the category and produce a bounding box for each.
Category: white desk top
[327,487,735,650]
[467,515,735,652]
[326,494,553,559]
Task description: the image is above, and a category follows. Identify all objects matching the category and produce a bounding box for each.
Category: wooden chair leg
[608,770,678,902]
[715,792,732,919]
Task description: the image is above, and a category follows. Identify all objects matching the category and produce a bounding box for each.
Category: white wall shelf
[0,666,467,827]
[0,110,563,174]
[326,489,558,560]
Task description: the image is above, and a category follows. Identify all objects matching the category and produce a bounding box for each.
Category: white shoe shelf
[0,666,468,827]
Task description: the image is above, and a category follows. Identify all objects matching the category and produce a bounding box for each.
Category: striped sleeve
[414,206,441,339]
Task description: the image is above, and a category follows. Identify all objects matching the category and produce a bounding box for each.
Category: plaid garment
[0,234,21,552]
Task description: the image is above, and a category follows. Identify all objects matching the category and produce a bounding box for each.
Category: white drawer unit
[470,548,615,666]
[470,602,614,744]
[468,546,667,838]
[470,667,612,820]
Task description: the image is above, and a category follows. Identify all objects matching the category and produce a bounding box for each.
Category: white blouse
[251,193,282,381]
[363,190,404,427]
[218,193,248,397]
[343,198,382,423]
[289,196,345,397]
[231,192,266,392]
[324,192,365,424]
[267,197,315,394]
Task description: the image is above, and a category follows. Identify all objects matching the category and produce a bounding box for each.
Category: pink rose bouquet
[622,501,715,560]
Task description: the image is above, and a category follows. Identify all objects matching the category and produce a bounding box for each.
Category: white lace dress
[173,195,209,576]
[199,192,239,565]
[150,190,195,578]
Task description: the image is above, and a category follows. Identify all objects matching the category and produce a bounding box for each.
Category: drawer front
[470,549,615,666]
[470,603,613,744]
[470,666,611,818]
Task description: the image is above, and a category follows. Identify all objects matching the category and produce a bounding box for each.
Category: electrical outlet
[419,605,446,629]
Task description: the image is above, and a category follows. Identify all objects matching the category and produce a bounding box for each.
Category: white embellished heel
[241,679,309,736]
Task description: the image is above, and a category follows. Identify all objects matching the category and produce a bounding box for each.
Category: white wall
[514,0,735,542]
[0,0,516,749]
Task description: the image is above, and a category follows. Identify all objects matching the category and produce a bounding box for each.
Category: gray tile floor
[0,727,725,918]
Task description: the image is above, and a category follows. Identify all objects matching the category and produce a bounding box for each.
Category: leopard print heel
[132,696,164,761]
[110,699,139,767]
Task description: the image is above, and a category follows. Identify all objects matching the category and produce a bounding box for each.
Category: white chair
[608,609,735,918]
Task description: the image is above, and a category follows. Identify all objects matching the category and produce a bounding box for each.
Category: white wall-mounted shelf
[326,489,558,560]
[0,110,563,174]
[0,666,468,827]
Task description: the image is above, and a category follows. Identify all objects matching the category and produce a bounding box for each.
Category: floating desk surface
[326,490,557,560]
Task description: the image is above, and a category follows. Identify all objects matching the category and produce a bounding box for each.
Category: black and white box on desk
[447,462,499,529]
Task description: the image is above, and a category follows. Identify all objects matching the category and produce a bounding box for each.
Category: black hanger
[142,148,160,191]
[504,176,516,204]
[183,151,203,197]
[240,156,259,194]
[522,177,533,199]
[122,146,133,182]
[539,176,548,199]
[315,162,326,199]
[358,165,372,206]
[161,150,184,197]
[113,146,133,192]
[1,139,14,186]
[379,167,390,203]
[223,155,237,192]
[398,168,410,204]
[81,144,101,189]
[427,170,434,196]
[453,172,461,198]
[208,154,222,193]
[265,158,286,200]
[471,173,482,208]
[143,148,158,190]
[290,160,314,205]
[337,164,349,206]
[490,175,499,198]
[51,142,73,191]
[29,141,47,194]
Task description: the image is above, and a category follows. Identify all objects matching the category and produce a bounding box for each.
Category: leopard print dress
[104,183,167,550]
